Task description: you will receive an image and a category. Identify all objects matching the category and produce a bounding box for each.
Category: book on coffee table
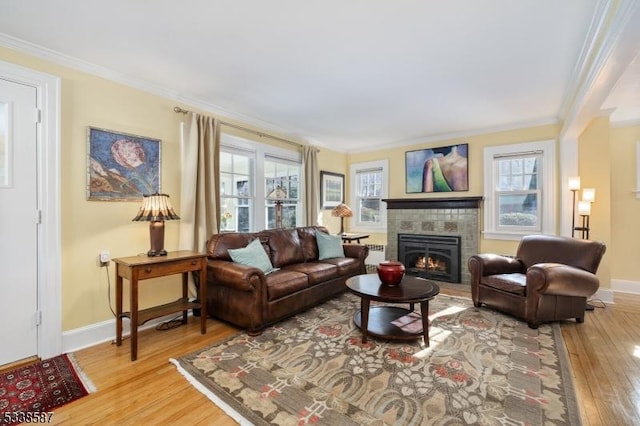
[391,312,423,333]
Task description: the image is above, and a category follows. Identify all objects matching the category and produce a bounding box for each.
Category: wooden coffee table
[345,274,440,346]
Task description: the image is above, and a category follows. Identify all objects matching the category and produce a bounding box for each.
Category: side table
[341,233,370,244]
[114,250,207,361]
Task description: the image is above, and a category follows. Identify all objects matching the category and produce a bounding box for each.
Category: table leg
[361,297,370,344]
[181,272,188,325]
[199,262,207,334]
[420,300,430,347]
[130,274,139,361]
[115,265,123,346]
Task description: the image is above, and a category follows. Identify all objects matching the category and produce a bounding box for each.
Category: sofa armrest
[468,254,524,277]
[343,244,369,261]
[526,263,600,298]
[206,259,264,292]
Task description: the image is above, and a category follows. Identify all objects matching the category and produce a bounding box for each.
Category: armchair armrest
[206,259,265,292]
[468,253,525,277]
[526,263,600,298]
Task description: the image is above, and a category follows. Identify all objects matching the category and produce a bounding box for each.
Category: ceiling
[1,0,639,152]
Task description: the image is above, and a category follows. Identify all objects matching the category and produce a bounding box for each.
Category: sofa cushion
[228,238,275,274]
[207,232,258,261]
[284,262,338,286]
[260,228,305,267]
[297,226,326,261]
[317,257,362,276]
[316,231,345,259]
[265,269,308,301]
[481,273,527,296]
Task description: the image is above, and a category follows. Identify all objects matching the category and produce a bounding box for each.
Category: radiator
[365,244,386,265]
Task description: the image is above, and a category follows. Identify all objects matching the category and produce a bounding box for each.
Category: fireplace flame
[415,256,447,272]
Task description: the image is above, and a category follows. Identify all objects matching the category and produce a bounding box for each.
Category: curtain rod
[174,106,303,149]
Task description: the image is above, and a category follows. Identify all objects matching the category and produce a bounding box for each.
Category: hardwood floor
[46,287,640,425]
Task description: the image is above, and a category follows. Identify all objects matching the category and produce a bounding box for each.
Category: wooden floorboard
[44,288,640,425]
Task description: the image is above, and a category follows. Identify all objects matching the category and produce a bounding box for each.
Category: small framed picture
[87,127,161,201]
[320,171,345,209]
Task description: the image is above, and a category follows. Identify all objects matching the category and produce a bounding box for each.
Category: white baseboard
[611,279,640,296]
[591,288,615,304]
[62,312,192,354]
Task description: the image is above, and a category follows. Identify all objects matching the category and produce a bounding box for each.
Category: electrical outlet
[98,250,110,267]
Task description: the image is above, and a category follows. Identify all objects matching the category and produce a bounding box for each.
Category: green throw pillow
[316,231,345,260]
[228,238,275,274]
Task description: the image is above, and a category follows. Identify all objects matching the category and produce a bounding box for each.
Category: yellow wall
[578,116,612,287]
[610,124,640,281]
[346,124,561,252]
[0,48,316,331]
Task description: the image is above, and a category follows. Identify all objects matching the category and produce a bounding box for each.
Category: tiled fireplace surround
[384,197,482,285]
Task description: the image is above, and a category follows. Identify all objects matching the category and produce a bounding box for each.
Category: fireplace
[398,233,461,283]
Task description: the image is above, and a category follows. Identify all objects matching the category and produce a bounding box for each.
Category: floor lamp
[568,177,580,238]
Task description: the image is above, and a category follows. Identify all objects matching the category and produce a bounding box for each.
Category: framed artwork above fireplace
[405,143,468,193]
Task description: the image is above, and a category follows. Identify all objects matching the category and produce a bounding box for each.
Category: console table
[114,250,207,361]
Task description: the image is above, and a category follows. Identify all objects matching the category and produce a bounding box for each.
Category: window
[220,148,253,232]
[483,140,556,240]
[220,134,302,231]
[265,156,301,229]
[350,159,388,232]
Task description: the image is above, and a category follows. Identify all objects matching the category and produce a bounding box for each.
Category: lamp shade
[331,203,353,218]
[132,193,180,222]
[577,200,591,216]
[267,186,287,201]
[582,188,595,202]
[568,176,581,191]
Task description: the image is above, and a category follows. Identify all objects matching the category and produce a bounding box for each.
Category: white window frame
[220,146,255,232]
[220,133,302,231]
[349,159,388,233]
[483,140,556,240]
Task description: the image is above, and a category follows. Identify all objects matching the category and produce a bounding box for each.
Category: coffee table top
[345,274,440,303]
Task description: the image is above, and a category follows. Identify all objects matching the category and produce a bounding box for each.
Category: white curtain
[303,145,320,226]
[179,112,220,296]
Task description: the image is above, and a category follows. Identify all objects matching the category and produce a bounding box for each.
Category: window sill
[482,231,528,241]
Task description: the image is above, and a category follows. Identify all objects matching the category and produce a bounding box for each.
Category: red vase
[376,261,406,286]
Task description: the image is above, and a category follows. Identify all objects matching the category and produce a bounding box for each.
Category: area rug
[0,353,95,426]
[171,293,580,425]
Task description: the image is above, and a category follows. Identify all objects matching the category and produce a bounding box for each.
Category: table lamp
[132,193,180,256]
[331,203,353,235]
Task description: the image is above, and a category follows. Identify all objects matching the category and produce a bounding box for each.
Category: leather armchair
[468,235,606,328]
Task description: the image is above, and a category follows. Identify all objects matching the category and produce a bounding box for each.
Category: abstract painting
[405,143,468,193]
[87,127,161,201]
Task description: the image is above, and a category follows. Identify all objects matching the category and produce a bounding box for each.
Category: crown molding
[347,116,559,154]
[0,32,309,146]
[559,0,640,140]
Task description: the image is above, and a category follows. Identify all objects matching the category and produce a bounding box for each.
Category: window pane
[266,204,297,229]
[498,193,538,227]
[220,198,252,232]
[359,199,381,223]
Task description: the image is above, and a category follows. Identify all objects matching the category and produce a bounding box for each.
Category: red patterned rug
[0,354,95,425]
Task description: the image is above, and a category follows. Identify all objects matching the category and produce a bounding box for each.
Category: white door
[0,77,39,365]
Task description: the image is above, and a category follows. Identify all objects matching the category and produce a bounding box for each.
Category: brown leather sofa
[468,234,606,329]
[205,226,369,334]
